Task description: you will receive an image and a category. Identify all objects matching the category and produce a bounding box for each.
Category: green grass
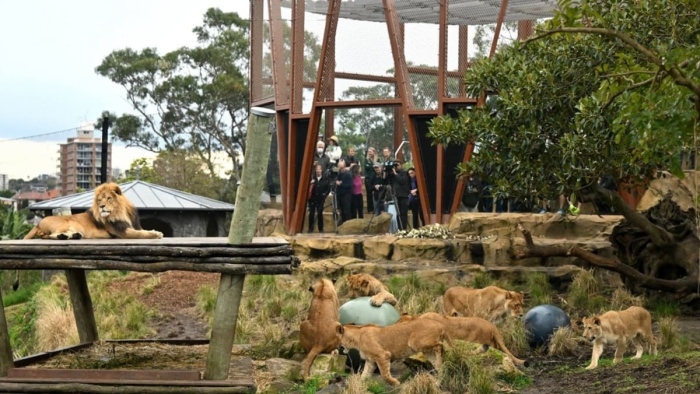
[647,297,681,317]
[3,281,42,307]
[523,272,552,306]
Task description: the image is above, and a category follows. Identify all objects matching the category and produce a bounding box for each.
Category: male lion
[299,278,341,379]
[336,319,447,386]
[15,183,162,290]
[398,312,528,367]
[580,306,657,370]
[346,273,398,307]
[443,285,525,322]
[23,183,163,241]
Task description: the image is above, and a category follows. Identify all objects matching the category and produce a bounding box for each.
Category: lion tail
[492,330,529,367]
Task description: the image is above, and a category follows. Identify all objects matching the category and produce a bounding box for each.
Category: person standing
[313,140,330,173]
[343,146,359,169]
[407,167,425,229]
[326,135,343,170]
[371,163,385,215]
[390,161,410,231]
[461,171,482,212]
[350,164,364,219]
[364,147,378,213]
[335,160,353,225]
[308,164,330,233]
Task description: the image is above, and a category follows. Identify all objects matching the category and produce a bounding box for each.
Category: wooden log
[65,270,99,344]
[0,382,252,393]
[205,110,273,380]
[1,261,294,275]
[0,244,291,258]
[0,255,294,265]
[0,287,14,377]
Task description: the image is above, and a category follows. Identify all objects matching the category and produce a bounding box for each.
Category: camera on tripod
[383,161,399,182]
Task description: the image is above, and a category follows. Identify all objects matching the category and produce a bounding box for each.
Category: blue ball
[338,297,400,371]
[524,304,571,348]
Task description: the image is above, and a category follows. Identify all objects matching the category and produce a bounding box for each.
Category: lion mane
[346,273,398,307]
[23,183,163,241]
[15,183,162,290]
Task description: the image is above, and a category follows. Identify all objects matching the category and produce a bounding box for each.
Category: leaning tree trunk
[517,195,699,299]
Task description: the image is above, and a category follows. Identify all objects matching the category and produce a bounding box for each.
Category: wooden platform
[0,237,296,392]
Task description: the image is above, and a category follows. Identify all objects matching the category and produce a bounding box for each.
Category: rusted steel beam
[383,0,430,224]
[290,0,343,234]
[290,0,306,114]
[269,0,289,106]
[275,111,289,225]
[250,0,264,103]
[335,72,395,83]
[393,23,404,162]
[450,0,509,217]
[435,0,449,223]
[314,98,402,109]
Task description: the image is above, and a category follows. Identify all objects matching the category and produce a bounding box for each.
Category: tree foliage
[430,0,699,203]
[120,151,232,201]
[96,8,250,182]
[430,0,700,295]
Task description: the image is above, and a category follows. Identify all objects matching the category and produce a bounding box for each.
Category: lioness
[399,312,528,367]
[336,319,446,386]
[346,273,398,307]
[443,285,525,322]
[299,278,341,379]
[580,306,657,370]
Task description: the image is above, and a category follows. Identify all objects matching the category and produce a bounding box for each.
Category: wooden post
[0,287,14,376]
[204,110,274,380]
[65,270,99,343]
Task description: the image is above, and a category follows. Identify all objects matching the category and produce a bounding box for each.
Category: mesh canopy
[282,0,558,25]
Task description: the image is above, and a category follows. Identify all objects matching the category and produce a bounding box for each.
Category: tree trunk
[517,196,699,297]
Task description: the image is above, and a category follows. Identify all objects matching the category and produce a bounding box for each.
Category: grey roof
[282,0,558,25]
[28,181,235,211]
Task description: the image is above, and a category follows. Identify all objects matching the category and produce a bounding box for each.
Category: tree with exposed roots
[429,0,700,298]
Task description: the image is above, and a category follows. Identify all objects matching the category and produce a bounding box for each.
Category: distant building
[0,173,7,191]
[12,189,60,209]
[58,122,112,196]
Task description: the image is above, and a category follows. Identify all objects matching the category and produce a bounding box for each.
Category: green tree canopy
[429,0,700,295]
[96,8,249,182]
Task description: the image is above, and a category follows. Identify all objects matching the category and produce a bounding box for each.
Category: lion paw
[150,230,164,239]
[584,364,597,370]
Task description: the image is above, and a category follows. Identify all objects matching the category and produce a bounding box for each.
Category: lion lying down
[299,278,341,379]
[399,312,528,367]
[579,306,657,370]
[346,273,398,307]
[336,318,447,386]
[443,285,525,323]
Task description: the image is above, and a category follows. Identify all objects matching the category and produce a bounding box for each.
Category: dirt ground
[111,271,700,393]
[109,271,219,340]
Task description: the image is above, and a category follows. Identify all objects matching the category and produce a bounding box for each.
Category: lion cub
[336,319,446,386]
[443,285,525,322]
[580,306,657,370]
[399,312,528,367]
[299,278,341,379]
[346,273,398,307]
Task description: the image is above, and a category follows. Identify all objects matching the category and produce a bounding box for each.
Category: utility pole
[100,115,109,185]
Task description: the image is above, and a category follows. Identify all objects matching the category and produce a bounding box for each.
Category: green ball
[338,297,400,372]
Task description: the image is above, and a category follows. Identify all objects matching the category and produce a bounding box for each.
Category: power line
[1,126,80,142]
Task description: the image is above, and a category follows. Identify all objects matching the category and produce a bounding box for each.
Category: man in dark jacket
[308,164,330,233]
[390,161,410,231]
[461,171,482,212]
[313,140,331,173]
[334,160,353,225]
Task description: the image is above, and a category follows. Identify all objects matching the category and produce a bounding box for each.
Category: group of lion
[300,273,658,386]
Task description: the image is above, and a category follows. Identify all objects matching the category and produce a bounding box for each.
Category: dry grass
[609,288,645,311]
[497,318,530,357]
[566,269,606,314]
[343,374,370,394]
[400,372,443,394]
[548,327,586,357]
[34,300,79,351]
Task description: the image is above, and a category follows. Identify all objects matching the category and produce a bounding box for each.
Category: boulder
[256,209,286,236]
[337,213,392,235]
[299,256,365,275]
[637,171,700,212]
[392,238,451,261]
[292,236,360,259]
[362,234,397,260]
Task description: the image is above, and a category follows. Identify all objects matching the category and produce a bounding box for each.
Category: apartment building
[0,173,8,191]
[58,123,112,196]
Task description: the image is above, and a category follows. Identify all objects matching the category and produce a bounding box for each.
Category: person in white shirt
[326,135,343,169]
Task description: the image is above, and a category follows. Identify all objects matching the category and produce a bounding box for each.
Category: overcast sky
[0,0,248,180]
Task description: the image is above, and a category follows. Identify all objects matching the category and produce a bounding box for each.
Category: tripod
[364,184,402,233]
[328,183,340,233]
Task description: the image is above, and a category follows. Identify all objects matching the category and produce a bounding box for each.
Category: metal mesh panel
[260,3,275,101]
[403,23,440,110]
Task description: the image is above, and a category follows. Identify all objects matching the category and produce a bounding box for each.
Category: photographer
[370,163,385,215]
[307,164,330,233]
[334,159,353,225]
[386,161,410,231]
